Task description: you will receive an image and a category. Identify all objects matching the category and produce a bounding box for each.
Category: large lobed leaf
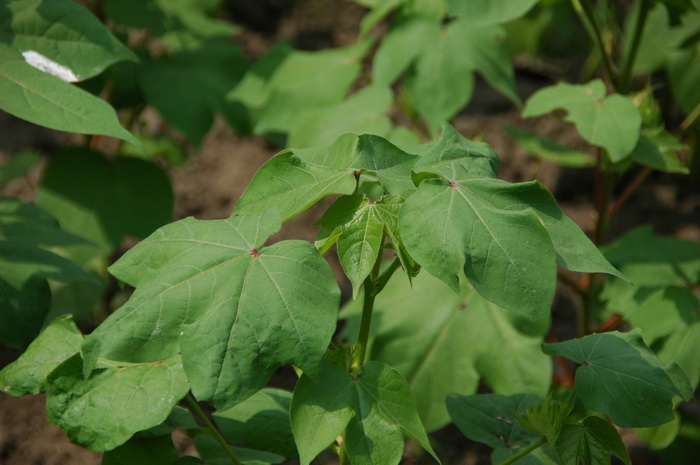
[544,330,693,427]
[290,360,438,465]
[82,211,340,410]
[522,79,642,162]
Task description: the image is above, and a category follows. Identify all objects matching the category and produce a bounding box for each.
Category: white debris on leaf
[21,50,80,82]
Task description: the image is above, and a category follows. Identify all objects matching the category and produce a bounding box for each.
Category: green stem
[571,0,617,84]
[186,393,242,465]
[619,0,651,93]
[496,437,548,465]
[679,99,700,133]
[352,275,377,372]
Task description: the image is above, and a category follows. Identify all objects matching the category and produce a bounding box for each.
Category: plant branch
[618,0,651,93]
[679,99,700,133]
[607,167,651,218]
[185,393,242,465]
[496,437,547,465]
[571,0,617,84]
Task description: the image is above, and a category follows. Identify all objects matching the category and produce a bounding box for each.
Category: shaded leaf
[631,128,689,174]
[36,149,174,256]
[503,125,595,168]
[83,211,340,410]
[543,330,693,427]
[522,80,642,162]
[342,271,551,431]
[102,435,180,465]
[291,360,438,465]
[0,315,82,395]
[195,434,285,465]
[447,0,540,25]
[214,388,297,460]
[46,354,189,451]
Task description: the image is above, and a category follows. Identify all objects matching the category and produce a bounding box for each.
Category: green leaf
[290,360,438,465]
[555,416,631,465]
[373,16,440,86]
[410,122,500,179]
[503,125,596,168]
[195,434,285,465]
[36,148,174,256]
[0,315,82,395]
[102,435,180,465]
[543,330,693,427]
[316,195,385,297]
[234,150,357,222]
[287,84,394,148]
[0,44,141,146]
[1,0,137,80]
[447,0,540,25]
[667,46,700,115]
[83,211,340,410]
[342,271,551,431]
[372,195,417,281]
[214,388,297,460]
[236,133,419,221]
[522,80,642,162]
[138,40,249,145]
[399,176,557,318]
[631,128,689,174]
[0,197,100,348]
[46,354,189,451]
[229,40,372,136]
[447,393,541,450]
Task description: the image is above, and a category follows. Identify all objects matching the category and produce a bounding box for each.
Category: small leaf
[0,44,141,146]
[555,416,631,465]
[543,330,693,427]
[0,315,83,396]
[46,354,189,451]
[291,360,438,465]
[631,128,689,174]
[214,388,297,460]
[315,195,384,297]
[522,80,642,162]
[447,393,541,450]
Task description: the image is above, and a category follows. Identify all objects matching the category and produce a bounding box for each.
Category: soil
[2,1,699,465]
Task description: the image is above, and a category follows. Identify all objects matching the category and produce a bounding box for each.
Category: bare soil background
[1,1,699,464]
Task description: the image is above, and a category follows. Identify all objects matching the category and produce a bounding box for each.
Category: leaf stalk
[495,437,547,465]
[618,0,652,93]
[571,0,617,85]
[185,392,242,465]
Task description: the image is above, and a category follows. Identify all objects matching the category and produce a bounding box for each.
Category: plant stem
[571,0,617,84]
[618,0,651,93]
[679,99,700,133]
[185,393,242,465]
[352,275,377,372]
[496,437,547,465]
